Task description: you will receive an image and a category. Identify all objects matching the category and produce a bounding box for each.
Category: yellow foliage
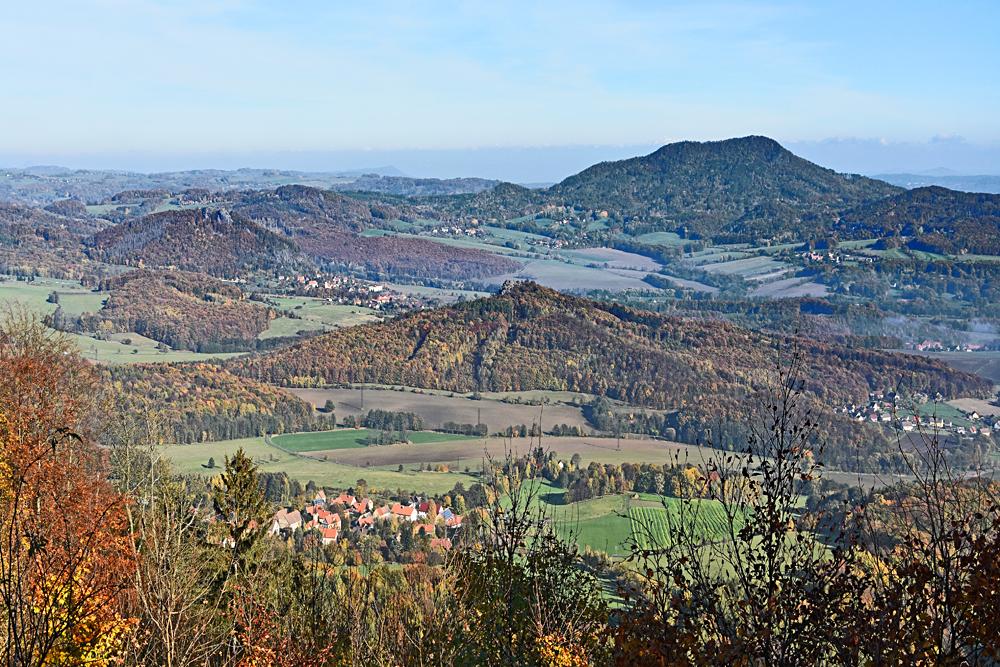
[536,633,589,667]
[39,567,137,665]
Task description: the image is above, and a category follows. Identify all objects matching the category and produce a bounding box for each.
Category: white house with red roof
[390,503,418,522]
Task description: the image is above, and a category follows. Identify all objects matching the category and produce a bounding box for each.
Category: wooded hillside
[64,270,272,352]
[839,186,1000,255]
[232,282,989,468]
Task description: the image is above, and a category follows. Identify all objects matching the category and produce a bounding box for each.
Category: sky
[2,1,998,181]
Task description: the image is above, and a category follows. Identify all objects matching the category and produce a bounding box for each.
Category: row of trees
[361,408,425,432]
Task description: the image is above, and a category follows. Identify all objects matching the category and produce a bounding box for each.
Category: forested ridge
[232,185,520,279]
[233,282,989,467]
[838,186,1000,254]
[106,362,331,443]
[81,186,520,281]
[231,184,406,234]
[57,270,273,352]
[0,202,108,278]
[87,208,301,276]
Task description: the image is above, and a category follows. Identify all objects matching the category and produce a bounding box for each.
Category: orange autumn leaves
[0,313,136,664]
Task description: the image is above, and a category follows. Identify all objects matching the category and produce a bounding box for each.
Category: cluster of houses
[269,490,462,551]
[426,224,484,238]
[839,391,995,439]
[276,274,404,309]
[802,249,843,264]
[800,247,875,265]
[912,339,988,353]
[528,236,566,249]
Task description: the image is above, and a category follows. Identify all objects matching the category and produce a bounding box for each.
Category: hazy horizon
[3,136,1000,184]
[3,1,998,182]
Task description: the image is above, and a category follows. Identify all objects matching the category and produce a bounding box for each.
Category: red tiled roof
[391,503,415,517]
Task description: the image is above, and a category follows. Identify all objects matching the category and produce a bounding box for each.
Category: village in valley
[268,489,464,558]
[839,390,997,440]
[275,274,408,310]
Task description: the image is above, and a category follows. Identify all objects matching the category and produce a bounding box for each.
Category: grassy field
[546,493,737,557]
[633,231,686,246]
[72,331,244,364]
[382,282,490,303]
[905,400,977,428]
[558,247,661,271]
[628,499,735,550]
[259,316,330,339]
[550,495,634,555]
[0,276,106,315]
[750,277,828,298]
[160,437,479,494]
[273,428,471,453]
[652,272,718,293]
[699,255,788,278]
[483,259,655,292]
[260,296,380,339]
[838,239,878,249]
[482,225,552,244]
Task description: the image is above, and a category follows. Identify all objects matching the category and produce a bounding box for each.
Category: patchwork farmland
[287,386,592,433]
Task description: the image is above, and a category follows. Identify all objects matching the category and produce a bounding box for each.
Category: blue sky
[2,1,998,179]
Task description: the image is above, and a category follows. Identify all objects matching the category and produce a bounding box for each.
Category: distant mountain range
[331,174,500,197]
[8,135,1000,286]
[875,173,1000,194]
[0,166,404,205]
[0,166,501,205]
